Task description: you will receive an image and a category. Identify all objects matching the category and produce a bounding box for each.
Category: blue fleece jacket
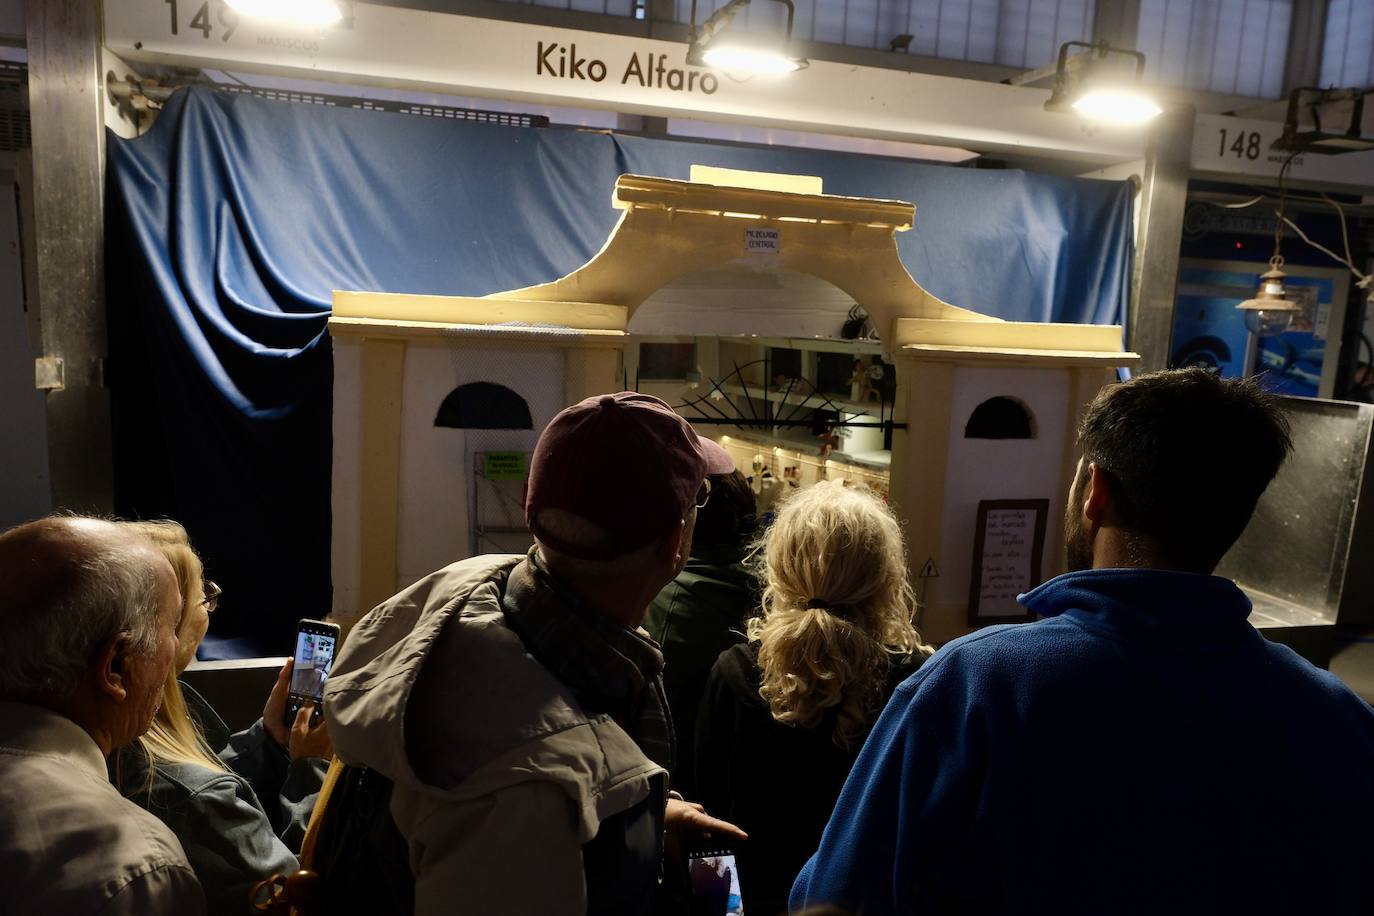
[790,568,1374,915]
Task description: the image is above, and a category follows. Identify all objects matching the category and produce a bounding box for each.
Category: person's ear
[94,633,133,704]
[1082,462,1112,527]
[659,517,688,567]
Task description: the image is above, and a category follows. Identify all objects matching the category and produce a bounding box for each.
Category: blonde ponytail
[747,481,931,749]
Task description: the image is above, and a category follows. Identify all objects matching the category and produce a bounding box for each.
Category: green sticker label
[483,451,528,481]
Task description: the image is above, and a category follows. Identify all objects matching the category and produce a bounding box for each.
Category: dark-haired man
[646,468,758,798]
[792,369,1374,915]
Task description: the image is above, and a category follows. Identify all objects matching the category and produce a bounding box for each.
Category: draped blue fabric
[106,87,1133,657]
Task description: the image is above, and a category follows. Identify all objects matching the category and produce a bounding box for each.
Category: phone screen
[289,620,339,705]
[687,849,744,916]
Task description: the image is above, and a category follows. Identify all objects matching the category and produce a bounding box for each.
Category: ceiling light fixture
[687,0,807,78]
[1273,87,1374,155]
[1236,154,1302,339]
[1070,86,1163,125]
[1235,259,1299,337]
[1041,41,1161,127]
[223,0,346,27]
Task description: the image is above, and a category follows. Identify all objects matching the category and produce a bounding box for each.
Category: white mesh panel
[1321,0,1374,88]
[1138,0,1293,98]
[676,0,1091,67]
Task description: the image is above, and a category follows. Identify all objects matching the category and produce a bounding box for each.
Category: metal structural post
[26,0,113,513]
[1128,106,1194,373]
[1282,0,1328,95]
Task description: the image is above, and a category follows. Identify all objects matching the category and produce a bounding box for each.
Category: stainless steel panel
[1217,396,1374,628]
[26,0,112,513]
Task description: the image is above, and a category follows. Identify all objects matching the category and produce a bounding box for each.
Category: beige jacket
[0,702,206,915]
[325,554,666,916]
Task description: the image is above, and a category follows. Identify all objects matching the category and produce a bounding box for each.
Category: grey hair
[533,509,665,579]
[0,540,165,702]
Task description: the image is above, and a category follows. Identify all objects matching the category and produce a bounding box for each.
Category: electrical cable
[1322,193,1355,269]
[1211,163,1373,294]
[1231,186,1374,214]
[1281,216,1372,289]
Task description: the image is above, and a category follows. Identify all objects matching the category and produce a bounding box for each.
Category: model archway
[964,396,1036,439]
[434,381,534,430]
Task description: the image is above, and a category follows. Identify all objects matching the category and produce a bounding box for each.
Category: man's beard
[1064,467,1093,572]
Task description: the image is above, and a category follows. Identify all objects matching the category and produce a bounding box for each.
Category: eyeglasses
[694,478,713,510]
[202,581,222,614]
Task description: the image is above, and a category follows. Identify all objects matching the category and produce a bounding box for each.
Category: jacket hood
[324,554,664,841]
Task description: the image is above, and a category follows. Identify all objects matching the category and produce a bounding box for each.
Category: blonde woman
[110,520,331,915]
[693,481,933,915]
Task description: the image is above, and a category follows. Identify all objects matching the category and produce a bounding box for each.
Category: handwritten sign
[967,499,1048,623]
[482,451,528,481]
[745,228,780,254]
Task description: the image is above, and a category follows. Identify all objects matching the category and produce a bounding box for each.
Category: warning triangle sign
[918,557,939,579]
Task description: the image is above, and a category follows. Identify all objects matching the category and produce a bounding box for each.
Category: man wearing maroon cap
[326,392,746,915]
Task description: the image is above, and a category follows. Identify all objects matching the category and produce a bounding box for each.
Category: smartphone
[687,847,744,916]
[283,618,341,729]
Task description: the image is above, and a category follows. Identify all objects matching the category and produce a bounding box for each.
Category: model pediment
[332,166,1138,369]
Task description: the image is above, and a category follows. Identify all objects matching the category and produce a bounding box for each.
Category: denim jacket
[112,685,327,915]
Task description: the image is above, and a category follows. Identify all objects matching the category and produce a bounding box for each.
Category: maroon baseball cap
[525,392,735,561]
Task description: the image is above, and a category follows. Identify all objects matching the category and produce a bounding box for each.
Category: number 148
[1217,129,1262,161]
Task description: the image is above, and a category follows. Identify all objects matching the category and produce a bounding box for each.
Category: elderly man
[327,392,746,914]
[0,517,205,914]
[792,369,1374,915]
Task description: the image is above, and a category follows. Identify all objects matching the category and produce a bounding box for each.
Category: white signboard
[968,498,1048,621]
[103,0,1145,163]
[744,228,779,253]
[101,3,1374,185]
[1191,114,1374,188]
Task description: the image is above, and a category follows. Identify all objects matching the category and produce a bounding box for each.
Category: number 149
[165,0,239,42]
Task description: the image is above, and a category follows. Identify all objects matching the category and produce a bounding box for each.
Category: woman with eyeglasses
[110,519,331,915]
[692,481,934,915]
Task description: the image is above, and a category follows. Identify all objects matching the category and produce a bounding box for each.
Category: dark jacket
[112,685,325,916]
[695,642,924,915]
[645,545,757,798]
[792,569,1374,915]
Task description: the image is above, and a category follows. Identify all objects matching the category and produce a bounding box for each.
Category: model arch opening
[434,382,533,430]
[628,266,878,340]
[965,396,1035,439]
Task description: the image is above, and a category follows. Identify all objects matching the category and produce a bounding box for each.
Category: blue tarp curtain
[106,87,1134,657]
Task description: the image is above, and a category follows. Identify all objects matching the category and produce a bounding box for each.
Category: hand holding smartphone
[687,847,744,916]
[283,618,341,730]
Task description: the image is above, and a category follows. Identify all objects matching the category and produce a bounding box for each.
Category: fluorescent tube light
[224,0,344,26]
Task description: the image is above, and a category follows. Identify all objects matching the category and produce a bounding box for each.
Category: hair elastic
[806,598,830,610]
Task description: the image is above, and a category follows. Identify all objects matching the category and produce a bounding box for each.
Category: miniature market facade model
[329,167,1139,643]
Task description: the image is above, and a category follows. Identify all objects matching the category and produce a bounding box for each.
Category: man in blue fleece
[791,368,1374,915]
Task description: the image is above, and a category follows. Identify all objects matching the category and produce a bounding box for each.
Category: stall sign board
[1191,114,1374,188]
[967,498,1048,624]
[745,228,780,254]
[101,0,1146,165]
[482,451,528,481]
